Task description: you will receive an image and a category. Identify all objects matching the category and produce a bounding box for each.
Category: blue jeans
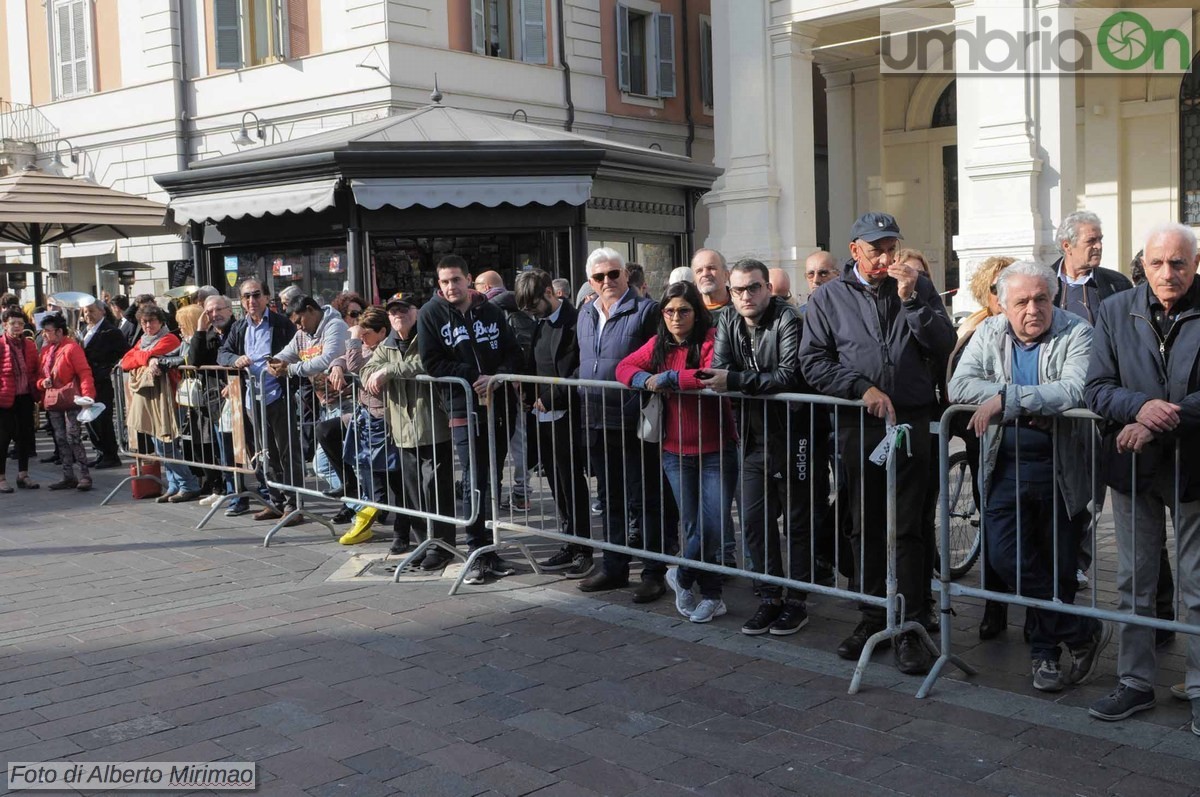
[663,446,738,599]
[154,438,200,494]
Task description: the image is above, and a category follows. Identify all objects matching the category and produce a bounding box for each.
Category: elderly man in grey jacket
[1085,223,1200,732]
[950,261,1111,693]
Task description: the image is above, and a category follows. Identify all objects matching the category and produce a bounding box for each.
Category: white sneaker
[199,493,221,507]
[665,567,698,619]
[1076,569,1090,590]
[690,599,727,624]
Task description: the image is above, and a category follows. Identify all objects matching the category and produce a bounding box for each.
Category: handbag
[637,392,663,443]
[176,377,204,408]
[42,345,78,412]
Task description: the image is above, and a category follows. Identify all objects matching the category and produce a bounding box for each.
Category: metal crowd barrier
[103,365,272,529]
[919,405,1195,697]
[254,368,479,568]
[479,374,971,693]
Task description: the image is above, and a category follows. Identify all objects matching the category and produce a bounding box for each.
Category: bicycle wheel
[935,449,981,580]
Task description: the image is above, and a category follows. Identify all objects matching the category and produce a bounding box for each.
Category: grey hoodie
[276,304,349,378]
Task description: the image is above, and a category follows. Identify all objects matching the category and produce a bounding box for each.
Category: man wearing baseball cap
[799,211,955,676]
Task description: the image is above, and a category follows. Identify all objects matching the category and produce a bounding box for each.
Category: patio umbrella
[0,165,178,305]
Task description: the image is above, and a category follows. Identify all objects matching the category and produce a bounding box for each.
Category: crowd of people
[0,207,1197,737]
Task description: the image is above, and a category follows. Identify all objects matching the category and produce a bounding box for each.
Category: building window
[1182,57,1200,224]
[931,81,956,128]
[699,15,713,111]
[471,0,547,64]
[616,2,675,99]
[50,0,94,99]
[214,0,303,69]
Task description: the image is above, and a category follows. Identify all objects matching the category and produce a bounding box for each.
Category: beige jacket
[360,334,450,449]
[125,366,180,442]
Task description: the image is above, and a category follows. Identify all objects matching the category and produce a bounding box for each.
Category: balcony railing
[0,98,58,146]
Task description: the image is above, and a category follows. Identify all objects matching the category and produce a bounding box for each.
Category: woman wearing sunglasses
[616,281,738,623]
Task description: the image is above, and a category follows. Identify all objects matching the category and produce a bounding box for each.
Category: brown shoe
[281,514,304,527]
[254,506,283,521]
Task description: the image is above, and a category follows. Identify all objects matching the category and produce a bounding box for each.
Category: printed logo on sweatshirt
[441,322,471,347]
[473,320,501,350]
[298,342,324,361]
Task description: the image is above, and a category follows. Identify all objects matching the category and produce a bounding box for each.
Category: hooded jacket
[1085,281,1200,499]
[417,290,521,420]
[799,261,955,412]
[949,309,1093,515]
[275,304,349,378]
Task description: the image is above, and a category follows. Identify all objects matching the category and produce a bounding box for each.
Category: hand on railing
[967,394,1003,437]
[863,386,896,425]
[328,365,346,393]
[1116,422,1155,454]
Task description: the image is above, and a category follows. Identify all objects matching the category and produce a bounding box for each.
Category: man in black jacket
[703,259,827,637]
[192,294,245,515]
[516,269,593,578]
[800,212,955,676]
[1084,222,1200,730]
[418,255,523,585]
[217,279,301,524]
[80,299,128,468]
[1053,211,1133,326]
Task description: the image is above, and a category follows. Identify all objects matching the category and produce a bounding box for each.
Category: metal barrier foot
[390,539,466,582]
[448,544,496,596]
[916,652,978,699]
[262,508,336,547]
[848,626,906,695]
[100,475,164,506]
[505,540,542,576]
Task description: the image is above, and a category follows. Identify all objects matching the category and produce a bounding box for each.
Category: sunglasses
[241,291,263,300]
[590,269,622,284]
[663,307,693,318]
[347,310,362,319]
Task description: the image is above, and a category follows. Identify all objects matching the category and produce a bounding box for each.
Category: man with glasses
[804,250,839,301]
[190,295,245,514]
[702,258,828,637]
[218,279,301,525]
[800,212,955,676]
[576,247,677,603]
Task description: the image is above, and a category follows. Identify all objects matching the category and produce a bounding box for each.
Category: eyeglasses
[730,282,765,297]
[347,310,362,319]
[241,291,263,300]
[589,269,622,284]
[663,307,693,318]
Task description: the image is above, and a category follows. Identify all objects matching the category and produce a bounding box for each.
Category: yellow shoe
[339,507,377,545]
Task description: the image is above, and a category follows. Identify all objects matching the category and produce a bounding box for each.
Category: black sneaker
[486,553,517,577]
[420,548,452,571]
[539,546,577,571]
[741,602,783,636]
[564,553,594,579]
[463,558,490,585]
[500,492,530,511]
[837,620,889,660]
[1065,620,1113,685]
[1089,684,1156,721]
[769,603,809,636]
[331,507,355,525]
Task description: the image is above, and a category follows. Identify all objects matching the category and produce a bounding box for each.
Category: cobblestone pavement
[0,460,1197,797]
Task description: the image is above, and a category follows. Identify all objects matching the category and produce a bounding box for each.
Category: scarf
[137,328,166,351]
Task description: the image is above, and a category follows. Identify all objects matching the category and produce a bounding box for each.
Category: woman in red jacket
[616,281,738,624]
[39,314,96,491]
[0,308,42,492]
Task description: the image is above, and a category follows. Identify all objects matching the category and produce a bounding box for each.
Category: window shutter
[287,0,308,58]
[214,0,242,69]
[700,19,713,107]
[55,3,75,97]
[616,3,630,92]
[519,0,546,64]
[470,0,486,55]
[654,12,675,98]
[71,0,89,93]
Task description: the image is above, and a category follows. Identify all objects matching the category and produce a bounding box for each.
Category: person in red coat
[0,308,42,492]
[616,281,738,624]
[38,314,96,491]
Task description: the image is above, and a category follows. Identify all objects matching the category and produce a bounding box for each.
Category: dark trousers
[85,378,120,461]
[452,403,511,551]
[251,397,302,508]
[589,427,678,580]
[841,408,931,624]
[741,424,829,603]
[532,414,592,549]
[0,393,36,476]
[391,442,456,547]
[316,415,357,496]
[984,467,1097,661]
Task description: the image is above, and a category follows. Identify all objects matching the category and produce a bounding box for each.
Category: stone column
[822,64,856,252]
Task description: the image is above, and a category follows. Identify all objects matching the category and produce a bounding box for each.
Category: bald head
[805,250,839,294]
[768,268,792,301]
[474,271,504,292]
[690,248,730,305]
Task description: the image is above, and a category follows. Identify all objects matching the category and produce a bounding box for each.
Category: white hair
[995,260,1056,307]
[1144,222,1199,261]
[586,247,625,272]
[669,266,695,284]
[1055,211,1103,247]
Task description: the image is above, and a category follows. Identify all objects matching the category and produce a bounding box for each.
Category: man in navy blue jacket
[575,248,677,603]
[800,212,955,676]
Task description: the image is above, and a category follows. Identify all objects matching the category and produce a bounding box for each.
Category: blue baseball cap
[849,212,903,243]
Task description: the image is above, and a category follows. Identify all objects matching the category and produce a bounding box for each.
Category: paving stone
[419,741,510,775]
[479,730,591,773]
[1107,771,1196,797]
[259,748,357,789]
[503,710,591,741]
[468,761,559,797]
[214,727,302,760]
[306,773,396,797]
[562,727,683,774]
[646,756,729,788]
[552,756,655,796]
[289,722,384,760]
[460,666,541,696]
[343,746,429,779]
[242,701,329,736]
[388,764,488,797]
